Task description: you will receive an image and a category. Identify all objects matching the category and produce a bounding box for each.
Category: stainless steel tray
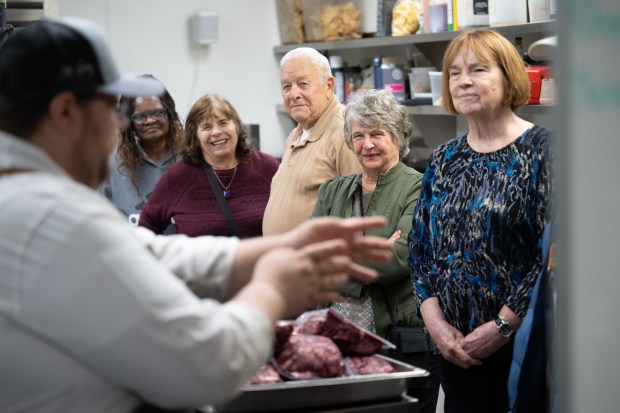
[204,355,428,413]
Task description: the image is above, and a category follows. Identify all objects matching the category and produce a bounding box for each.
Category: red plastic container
[526,66,552,105]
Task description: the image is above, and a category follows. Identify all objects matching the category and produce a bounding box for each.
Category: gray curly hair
[344,89,412,159]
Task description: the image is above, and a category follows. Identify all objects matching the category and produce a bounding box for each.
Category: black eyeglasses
[130,108,168,124]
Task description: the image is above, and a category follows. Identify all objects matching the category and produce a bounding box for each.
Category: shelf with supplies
[274,20,557,170]
[273,21,557,69]
[277,103,554,117]
[274,21,556,53]
[273,20,557,109]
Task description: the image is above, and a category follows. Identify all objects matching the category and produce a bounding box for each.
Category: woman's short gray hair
[280,47,332,84]
[344,89,412,159]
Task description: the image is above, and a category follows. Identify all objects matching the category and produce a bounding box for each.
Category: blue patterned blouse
[407,125,554,335]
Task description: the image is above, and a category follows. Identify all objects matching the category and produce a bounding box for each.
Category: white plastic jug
[488,0,527,27]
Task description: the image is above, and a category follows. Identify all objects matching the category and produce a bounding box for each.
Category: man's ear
[47,92,82,140]
[326,76,336,95]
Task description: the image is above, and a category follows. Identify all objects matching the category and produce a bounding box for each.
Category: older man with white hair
[262,47,362,235]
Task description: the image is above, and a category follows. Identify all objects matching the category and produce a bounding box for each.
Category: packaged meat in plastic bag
[295,309,396,356]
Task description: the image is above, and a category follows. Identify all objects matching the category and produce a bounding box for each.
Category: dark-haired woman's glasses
[130,108,168,124]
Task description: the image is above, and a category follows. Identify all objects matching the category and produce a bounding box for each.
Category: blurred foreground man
[0,18,392,413]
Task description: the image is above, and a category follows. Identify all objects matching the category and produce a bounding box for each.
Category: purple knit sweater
[139,150,279,238]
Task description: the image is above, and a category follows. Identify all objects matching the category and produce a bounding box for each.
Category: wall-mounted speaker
[193,9,218,45]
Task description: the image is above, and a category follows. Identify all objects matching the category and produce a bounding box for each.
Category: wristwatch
[495,316,515,338]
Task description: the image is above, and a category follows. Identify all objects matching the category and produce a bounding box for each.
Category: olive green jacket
[311,162,424,339]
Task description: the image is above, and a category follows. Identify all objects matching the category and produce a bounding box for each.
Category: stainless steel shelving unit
[273,21,557,167]
[274,21,557,55]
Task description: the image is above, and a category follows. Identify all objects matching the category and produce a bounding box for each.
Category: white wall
[58,0,291,157]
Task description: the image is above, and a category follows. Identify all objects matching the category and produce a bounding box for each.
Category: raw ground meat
[345,356,396,375]
[247,364,283,385]
[295,312,326,335]
[275,334,344,378]
[274,320,295,357]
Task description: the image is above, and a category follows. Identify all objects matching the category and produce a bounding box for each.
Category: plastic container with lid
[329,56,346,103]
[488,0,527,26]
[409,66,436,94]
[359,0,378,35]
[426,0,449,33]
[428,70,443,106]
[456,0,489,28]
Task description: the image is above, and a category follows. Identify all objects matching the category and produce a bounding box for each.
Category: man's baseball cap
[0,17,164,103]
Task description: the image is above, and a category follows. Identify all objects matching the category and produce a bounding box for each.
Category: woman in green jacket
[311,89,438,413]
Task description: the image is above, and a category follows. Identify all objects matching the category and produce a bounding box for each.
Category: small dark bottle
[373,55,383,90]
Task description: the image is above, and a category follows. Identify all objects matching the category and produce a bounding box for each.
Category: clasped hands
[421,297,514,369]
[429,318,512,369]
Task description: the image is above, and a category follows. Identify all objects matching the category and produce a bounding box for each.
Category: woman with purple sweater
[139,94,279,237]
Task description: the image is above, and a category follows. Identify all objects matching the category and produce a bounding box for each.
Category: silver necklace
[213,165,238,199]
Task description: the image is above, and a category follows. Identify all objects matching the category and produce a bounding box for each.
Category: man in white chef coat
[0,17,391,413]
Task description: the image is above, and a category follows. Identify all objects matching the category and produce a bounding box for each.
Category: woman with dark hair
[99,74,183,230]
[139,93,279,237]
